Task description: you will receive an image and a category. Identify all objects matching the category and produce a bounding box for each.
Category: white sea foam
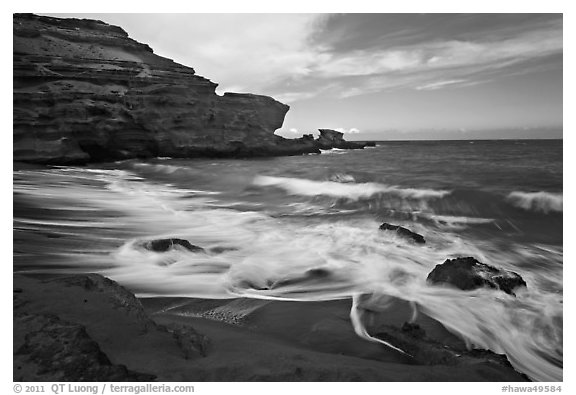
[131,162,186,175]
[320,148,348,155]
[253,175,451,201]
[507,191,563,213]
[14,166,563,381]
[421,214,495,229]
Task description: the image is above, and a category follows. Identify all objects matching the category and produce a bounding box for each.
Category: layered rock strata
[14,13,326,164]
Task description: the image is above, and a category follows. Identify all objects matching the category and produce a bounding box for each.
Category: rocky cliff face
[13,13,320,164]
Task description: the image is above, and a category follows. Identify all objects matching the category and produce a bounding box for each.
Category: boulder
[172,327,210,359]
[426,257,527,296]
[142,238,205,253]
[13,273,210,381]
[14,313,156,381]
[53,274,152,328]
[374,321,519,369]
[379,223,426,244]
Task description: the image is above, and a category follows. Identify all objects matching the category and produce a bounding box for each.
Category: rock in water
[315,129,366,150]
[142,238,205,253]
[374,322,519,370]
[13,13,319,164]
[379,223,426,244]
[426,257,527,296]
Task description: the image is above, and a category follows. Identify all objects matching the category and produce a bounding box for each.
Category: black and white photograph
[11,4,566,388]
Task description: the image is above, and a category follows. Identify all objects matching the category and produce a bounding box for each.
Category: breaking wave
[507,191,562,214]
[418,214,495,230]
[320,148,348,155]
[252,175,451,201]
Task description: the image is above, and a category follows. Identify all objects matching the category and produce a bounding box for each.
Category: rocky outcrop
[315,129,366,150]
[379,223,426,244]
[14,273,210,381]
[373,322,521,370]
[426,257,527,296]
[13,13,320,164]
[14,313,156,381]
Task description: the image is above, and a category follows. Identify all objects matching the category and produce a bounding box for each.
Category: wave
[320,148,348,155]
[419,214,495,229]
[507,191,562,213]
[14,165,563,381]
[253,175,451,201]
[131,162,188,175]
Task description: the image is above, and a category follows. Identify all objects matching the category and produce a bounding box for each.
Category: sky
[44,13,563,140]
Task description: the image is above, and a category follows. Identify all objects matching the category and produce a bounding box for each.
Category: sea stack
[315,129,366,150]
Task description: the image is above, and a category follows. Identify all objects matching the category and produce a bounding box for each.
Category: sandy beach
[14,273,529,381]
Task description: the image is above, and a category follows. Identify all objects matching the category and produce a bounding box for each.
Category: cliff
[13,13,322,164]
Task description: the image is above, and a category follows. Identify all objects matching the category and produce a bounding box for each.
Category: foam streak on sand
[253,175,451,201]
[507,191,562,213]
[350,294,411,356]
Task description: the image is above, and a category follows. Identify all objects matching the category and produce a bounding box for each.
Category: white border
[3,2,570,393]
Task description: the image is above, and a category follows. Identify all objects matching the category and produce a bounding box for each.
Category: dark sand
[14,273,529,382]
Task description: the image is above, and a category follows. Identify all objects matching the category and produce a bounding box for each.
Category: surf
[507,191,563,213]
[13,140,563,381]
[252,175,451,201]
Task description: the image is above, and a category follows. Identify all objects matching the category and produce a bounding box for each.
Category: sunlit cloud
[173,14,330,94]
[335,127,361,134]
[273,91,319,104]
[415,79,468,91]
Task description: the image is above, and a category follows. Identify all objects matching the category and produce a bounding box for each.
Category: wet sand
[14,273,528,382]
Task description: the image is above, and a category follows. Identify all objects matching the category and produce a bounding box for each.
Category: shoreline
[14,272,529,382]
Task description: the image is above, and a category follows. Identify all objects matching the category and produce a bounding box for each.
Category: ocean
[13,139,563,381]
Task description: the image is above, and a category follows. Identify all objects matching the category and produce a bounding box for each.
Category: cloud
[57,13,329,95]
[305,17,562,77]
[153,14,330,94]
[335,127,360,134]
[56,14,561,103]
[415,79,468,91]
[266,17,562,100]
[273,91,319,103]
